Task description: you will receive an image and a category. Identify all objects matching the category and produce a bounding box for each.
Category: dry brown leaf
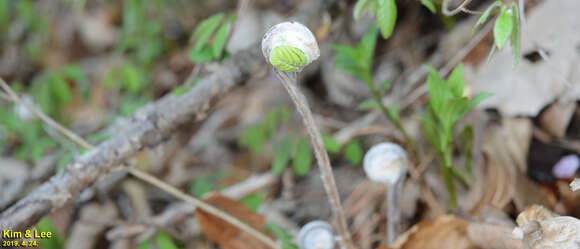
[389,215,478,249]
[514,206,580,249]
[467,118,554,214]
[515,205,558,227]
[195,193,269,249]
[467,222,524,249]
[538,101,577,139]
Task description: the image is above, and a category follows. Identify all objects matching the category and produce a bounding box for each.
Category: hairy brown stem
[275,70,355,249]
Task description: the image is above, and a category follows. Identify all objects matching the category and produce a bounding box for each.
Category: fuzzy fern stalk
[262,22,356,249]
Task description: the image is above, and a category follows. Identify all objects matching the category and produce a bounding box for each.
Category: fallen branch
[0,46,260,231]
[0,0,338,235]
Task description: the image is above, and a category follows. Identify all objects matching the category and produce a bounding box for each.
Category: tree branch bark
[0,0,339,232]
[0,48,261,231]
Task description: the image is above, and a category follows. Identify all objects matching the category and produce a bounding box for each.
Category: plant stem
[0,77,281,249]
[366,81,421,164]
[441,148,457,209]
[385,181,400,246]
[275,70,355,249]
[450,167,471,188]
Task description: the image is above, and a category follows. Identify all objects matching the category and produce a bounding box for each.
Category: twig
[442,0,474,16]
[0,76,281,249]
[125,167,279,249]
[401,20,494,110]
[0,0,340,232]
[0,91,11,101]
[275,70,355,249]
[0,78,93,149]
[0,73,281,248]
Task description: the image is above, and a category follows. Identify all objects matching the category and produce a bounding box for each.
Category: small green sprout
[418,64,491,209]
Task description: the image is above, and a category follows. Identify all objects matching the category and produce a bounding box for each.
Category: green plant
[36,217,64,249]
[333,25,419,163]
[119,0,166,66]
[30,65,88,118]
[353,0,397,39]
[265,222,298,249]
[139,230,181,249]
[238,107,290,155]
[173,77,201,96]
[237,107,314,176]
[0,0,9,32]
[240,193,262,212]
[189,13,236,63]
[103,62,150,115]
[418,64,491,209]
[473,1,521,67]
[0,65,87,162]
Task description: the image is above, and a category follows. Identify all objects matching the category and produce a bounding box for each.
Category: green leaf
[239,126,265,154]
[322,134,341,153]
[447,64,465,98]
[377,0,397,39]
[0,0,9,31]
[120,63,145,93]
[265,222,299,249]
[510,4,521,67]
[388,103,399,123]
[332,24,376,83]
[192,13,225,52]
[465,92,492,112]
[425,66,445,115]
[156,230,180,249]
[344,140,363,166]
[354,0,374,19]
[173,77,200,96]
[417,113,442,152]
[459,125,473,174]
[37,217,64,249]
[212,22,230,59]
[240,193,262,212]
[262,108,285,138]
[360,23,378,62]
[138,239,151,249]
[61,65,86,83]
[272,136,294,175]
[380,80,391,91]
[493,7,514,50]
[50,76,71,104]
[419,0,436,13]
[189,177,213,198]
[358,99,379,110]
[269,45,307,72]
[57,151,73,173]
[473,1,501,31]
[293,139,312,176]
[120,97,147,116]
[189,45,216,63]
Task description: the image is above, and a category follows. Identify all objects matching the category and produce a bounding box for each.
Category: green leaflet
[493,7,513,50]
[510,4,521,67]
[377,0,397,39]
[269,46,307,72]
